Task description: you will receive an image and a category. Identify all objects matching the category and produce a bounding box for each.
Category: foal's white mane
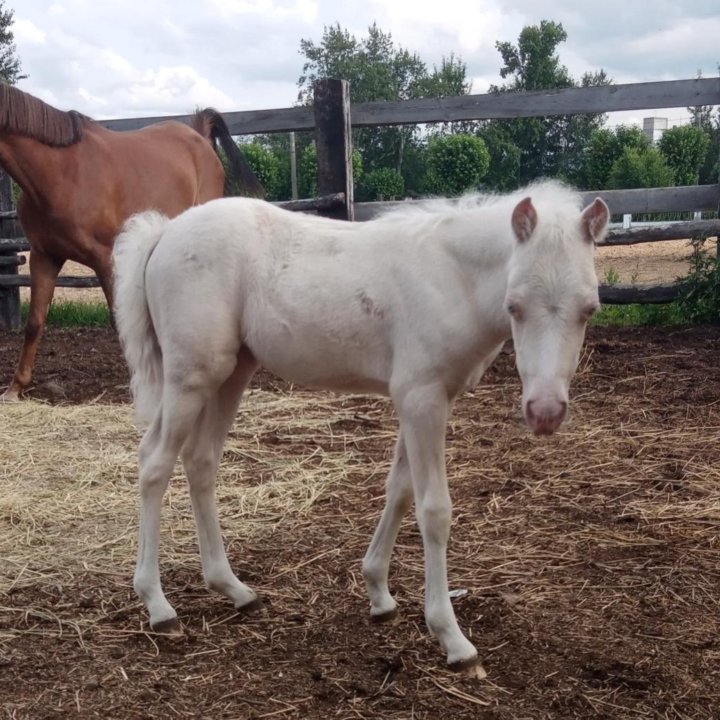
[361,180,588,265]
[373,179,583,228]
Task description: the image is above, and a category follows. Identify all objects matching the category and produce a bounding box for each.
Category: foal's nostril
[525,398,568,433]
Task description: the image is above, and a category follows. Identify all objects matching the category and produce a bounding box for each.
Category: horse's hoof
[236,596,264,614]
[150,616,181,634]
[370,607,399,624]
[0,391,20,403]
[448,656,487,679]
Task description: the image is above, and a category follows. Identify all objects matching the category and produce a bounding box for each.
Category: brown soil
[595,237,717,284]
[1,325,720,719]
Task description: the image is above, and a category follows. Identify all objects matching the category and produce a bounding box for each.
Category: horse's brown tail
[192,108,265,199]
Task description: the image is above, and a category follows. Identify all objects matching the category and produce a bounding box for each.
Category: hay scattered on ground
[1,339,720,718]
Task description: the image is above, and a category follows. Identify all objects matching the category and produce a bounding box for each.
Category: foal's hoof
[370,607,400,625]
[448,656,487,679]
[236,596,264,614]
[150,616,181,634]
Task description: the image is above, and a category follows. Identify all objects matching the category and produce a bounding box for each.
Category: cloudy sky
[12,0,720,127]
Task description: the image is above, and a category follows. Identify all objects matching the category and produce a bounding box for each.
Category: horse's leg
[134,383,209,631]
[94,252,115,317]
[362,432,413,621]
[393,383,478,669]
[2,250,63,402]
[180,349,261,612]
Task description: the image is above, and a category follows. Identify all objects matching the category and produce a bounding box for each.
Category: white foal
[113,180,609,670]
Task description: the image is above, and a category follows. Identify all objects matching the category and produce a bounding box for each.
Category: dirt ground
[1,323,720,719]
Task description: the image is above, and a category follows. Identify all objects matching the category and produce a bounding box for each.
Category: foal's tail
[192,108,265,199]
[113,211,169,428]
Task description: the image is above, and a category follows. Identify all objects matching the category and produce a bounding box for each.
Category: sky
[11,0,720,129]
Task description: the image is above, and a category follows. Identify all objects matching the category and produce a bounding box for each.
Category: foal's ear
[581,198,610,244]
[511,196,538,244]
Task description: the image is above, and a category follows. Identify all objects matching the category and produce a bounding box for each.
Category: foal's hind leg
[362,433,413,621]
[181,349,261,613]
[134,385,209,631]
[2,250,63,401]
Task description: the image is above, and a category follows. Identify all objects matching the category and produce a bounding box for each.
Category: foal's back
[145,197,513,396]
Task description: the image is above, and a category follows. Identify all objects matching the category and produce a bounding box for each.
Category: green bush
[607,146,674,189]
[297,144,363,199]
[675,239,720,323]
[426,134,490,196]
[357,167,404,201]
[236,142,281,199]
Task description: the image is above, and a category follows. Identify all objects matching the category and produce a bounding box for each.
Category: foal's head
[505,188,609,435]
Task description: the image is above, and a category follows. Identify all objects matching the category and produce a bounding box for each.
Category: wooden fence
[1,77,719,329]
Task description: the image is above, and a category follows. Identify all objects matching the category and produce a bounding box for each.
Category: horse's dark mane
[0,83,89,147]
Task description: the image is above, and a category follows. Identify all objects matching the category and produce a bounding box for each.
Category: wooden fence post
[313,79,354,221]
[0,175,21,331]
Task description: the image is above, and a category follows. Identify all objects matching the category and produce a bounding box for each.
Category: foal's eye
[507,303,522,319]
[580,305,599,322]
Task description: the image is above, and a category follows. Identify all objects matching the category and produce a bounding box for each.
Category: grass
[592,302,685,326]
[593,265,688,326]
[20,299,111,328]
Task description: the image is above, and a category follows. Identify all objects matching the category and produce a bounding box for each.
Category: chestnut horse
[0,82,263,401]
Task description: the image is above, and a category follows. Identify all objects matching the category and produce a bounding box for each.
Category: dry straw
[1,364,720,717]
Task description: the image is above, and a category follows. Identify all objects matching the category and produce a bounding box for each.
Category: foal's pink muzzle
[524,397,568,436]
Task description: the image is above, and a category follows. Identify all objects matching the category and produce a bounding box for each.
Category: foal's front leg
[394,384,478,669]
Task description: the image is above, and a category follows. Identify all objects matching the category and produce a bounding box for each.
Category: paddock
[1,324,719,719]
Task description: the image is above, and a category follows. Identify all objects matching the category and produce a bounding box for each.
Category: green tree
[658,124,711,186]
[297,23,473,194]
[0,1,22,84]
[482,21,609,188]
[577,124,650,189]
[607,146,674,189]
[0,2,23,210]
[426,134,490,196]
[476,122,521,191]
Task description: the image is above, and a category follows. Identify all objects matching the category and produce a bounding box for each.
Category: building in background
[643,117,668,144]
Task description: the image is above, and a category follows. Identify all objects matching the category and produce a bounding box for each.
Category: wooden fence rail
[1,76,719,328]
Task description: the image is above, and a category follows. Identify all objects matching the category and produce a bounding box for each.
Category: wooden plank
[0,176,20,329]
[277,193,346,213]
[313,79,354,221]
[604,219,720,246]
[0,274,20,329]
[98,78,720,134]
[579,185,720,215]
[355,185,720,221]
[351,78,720,126]
[100,106,315,135]
[0,213,23,239]
[0,254,26,266]
[0,275,101,288]
[0,238,30,253]
[599,282,682,304]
